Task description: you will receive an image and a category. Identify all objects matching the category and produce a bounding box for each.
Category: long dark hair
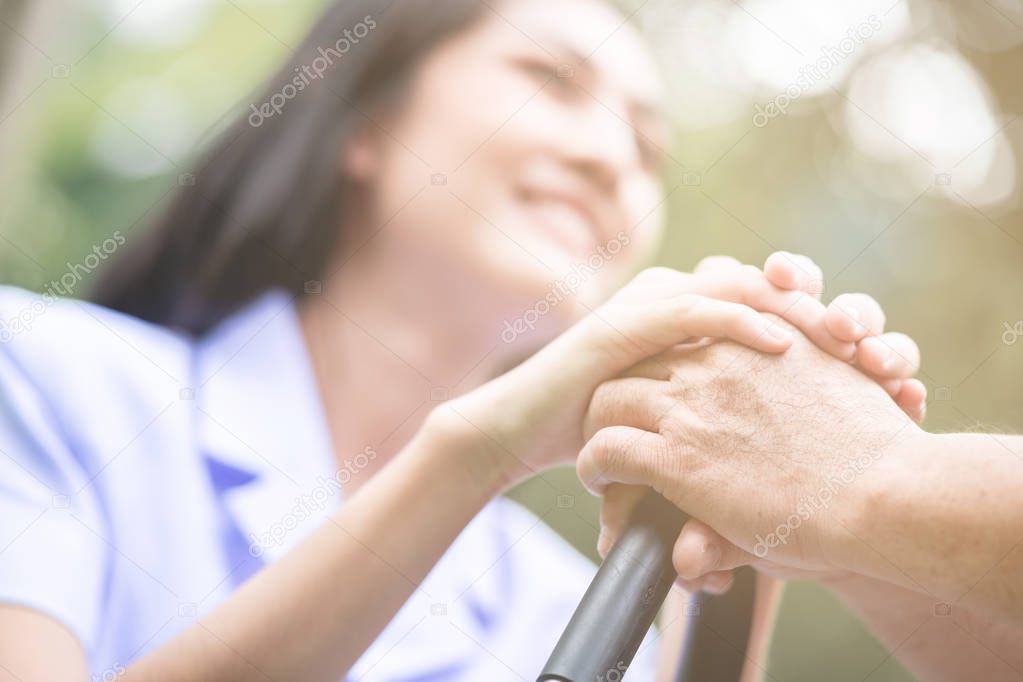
[91,0,486,335]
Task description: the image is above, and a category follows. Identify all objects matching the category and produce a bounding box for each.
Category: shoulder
[0,287,192,464]
[0,285,189,392]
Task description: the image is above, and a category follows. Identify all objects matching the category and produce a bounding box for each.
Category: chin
[475,247,623,348]
[493,285,585,348]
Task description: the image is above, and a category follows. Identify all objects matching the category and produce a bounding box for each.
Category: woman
[0,0,924,679]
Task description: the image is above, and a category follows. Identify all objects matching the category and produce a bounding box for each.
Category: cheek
[629,181,667,263]
[603,178,668,271]
[366,63,541,243]
[392,60,544,172]
[625,177,668,245]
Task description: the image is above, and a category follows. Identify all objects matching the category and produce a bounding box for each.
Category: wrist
[420,401,523,498]
[823,423,933,578]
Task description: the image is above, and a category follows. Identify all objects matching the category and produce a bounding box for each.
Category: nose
[560,102,642,195]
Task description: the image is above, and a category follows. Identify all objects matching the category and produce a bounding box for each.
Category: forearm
[825,573,1023,681]
[125,415,505,681]
[836,432,1023,624]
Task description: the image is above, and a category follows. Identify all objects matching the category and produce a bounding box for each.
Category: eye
[635,131,666,173]
[517,57,559,82]
[513,57,579,99]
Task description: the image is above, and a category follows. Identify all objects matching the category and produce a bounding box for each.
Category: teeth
[533,201,593,252]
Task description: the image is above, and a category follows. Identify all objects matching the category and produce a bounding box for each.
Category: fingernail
[883,348,896,371]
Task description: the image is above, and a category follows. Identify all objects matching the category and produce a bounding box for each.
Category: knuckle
[674,292,707,319]
[889,332,920,362]
[736,267,768,300]
[588,381,615,417]
[588,427,620,464]
[730,306,759,334]
[851,292,884,317]
[672,541,699,578]
[695,255,742,274]
[703,339,751,366]
[721,313,749,341]
[634,266,677,286]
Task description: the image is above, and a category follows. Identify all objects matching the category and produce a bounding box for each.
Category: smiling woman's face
[346,0,668,345]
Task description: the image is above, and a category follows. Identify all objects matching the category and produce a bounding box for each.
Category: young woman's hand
[430,251,895,490]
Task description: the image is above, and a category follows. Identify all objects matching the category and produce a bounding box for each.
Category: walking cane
[538,493,756,681]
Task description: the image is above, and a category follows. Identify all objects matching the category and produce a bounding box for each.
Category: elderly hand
[723,252,925,421]
[577,319,927,587]
[574,253,925,593]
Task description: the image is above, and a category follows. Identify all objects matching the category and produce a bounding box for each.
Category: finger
[576,425,667,497]
[857,332,920,379]
[674,570,735,595]
[877,377,902,397]
[694,255,743,275]
[672,518,756,579]
[663,267,854,360]
[701,571,735,595]
[633,294,797,355]
[874,377,925,422]
[694,270,855,361]
[885,378,922,422]
[825,293,886,342]
[764,252,824,299]
[597,483,648,558]
[895,379,927,424]
[584,377,671,441]
[617,343,703,382]
[572,288,797,383]
[749,292,853,361]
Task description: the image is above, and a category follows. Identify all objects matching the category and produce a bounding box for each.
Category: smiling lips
[520,187,603,259]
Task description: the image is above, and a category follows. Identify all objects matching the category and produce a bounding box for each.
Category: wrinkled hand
[578,252,926,593]
[747,252,924,421]
[578,319,926,590]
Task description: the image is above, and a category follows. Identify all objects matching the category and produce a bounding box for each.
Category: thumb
[596,483,649,558]
[673,518,757,579]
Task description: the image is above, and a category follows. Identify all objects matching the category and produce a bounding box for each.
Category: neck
[298,245,521,494]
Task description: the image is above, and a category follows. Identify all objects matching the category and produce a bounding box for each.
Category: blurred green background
[2,1,1021,680]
